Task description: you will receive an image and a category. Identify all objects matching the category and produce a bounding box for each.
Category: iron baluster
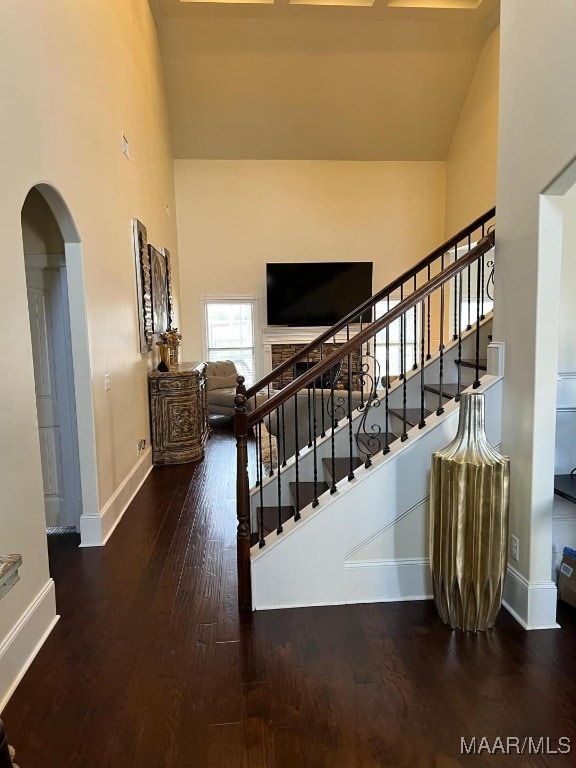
[312,381,319,508]
[437,258,445,416]
[347,353,355,479]
[412,274,418,369]
[419,299,426,428]
[330,375,337,494]
[257,421,265,547]
[474,253,482,389]
[456,270,463,401]
[466,233,472,330]
[426,264,432,359]
[275,407,283,534]
[453,244,459,340]
[401,311,408,442]
[384,323,391,454]
[280,402,287,467]
[293,394,301,520]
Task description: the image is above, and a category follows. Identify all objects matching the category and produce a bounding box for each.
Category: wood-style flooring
[4,423,576,767]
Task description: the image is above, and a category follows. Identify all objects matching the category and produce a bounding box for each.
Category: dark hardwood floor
[4,423,576,767]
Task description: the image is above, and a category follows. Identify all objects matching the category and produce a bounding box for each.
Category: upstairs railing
[234,210,496,609]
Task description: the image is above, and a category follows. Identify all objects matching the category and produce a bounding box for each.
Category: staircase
[235,209,497,610]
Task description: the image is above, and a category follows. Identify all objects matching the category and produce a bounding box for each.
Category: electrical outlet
[510,535,519,562]
[137,438,146,454]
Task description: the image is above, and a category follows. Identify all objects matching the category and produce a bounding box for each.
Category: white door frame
[30,184,100,543]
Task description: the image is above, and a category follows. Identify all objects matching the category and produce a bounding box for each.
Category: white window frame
[373,296,420,383]
[448,245,495,338]
[201,295,261,386]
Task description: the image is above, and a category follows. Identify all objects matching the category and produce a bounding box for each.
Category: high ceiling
[152,0,499,159]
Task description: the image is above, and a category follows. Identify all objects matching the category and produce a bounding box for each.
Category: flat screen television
[266,262,373,326]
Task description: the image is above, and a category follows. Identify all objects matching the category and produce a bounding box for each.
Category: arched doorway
[21,184,98,545]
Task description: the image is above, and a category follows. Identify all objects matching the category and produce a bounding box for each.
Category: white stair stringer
[250,374,503,610]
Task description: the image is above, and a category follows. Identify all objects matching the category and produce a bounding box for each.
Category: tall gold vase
[430,392,510,632]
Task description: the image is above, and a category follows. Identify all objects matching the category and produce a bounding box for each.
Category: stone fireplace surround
[262,326,361,390]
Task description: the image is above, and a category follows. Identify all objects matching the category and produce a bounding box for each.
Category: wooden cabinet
[148,362,210,465]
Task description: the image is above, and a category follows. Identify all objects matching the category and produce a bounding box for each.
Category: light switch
[104,374,111,391]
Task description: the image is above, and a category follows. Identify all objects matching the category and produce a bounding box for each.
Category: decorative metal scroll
[355,356,384,466]
[133,219,153,353]
[486,260,495,301]
[326,390,348,428]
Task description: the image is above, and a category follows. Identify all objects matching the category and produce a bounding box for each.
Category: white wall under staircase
[251,374,503,611]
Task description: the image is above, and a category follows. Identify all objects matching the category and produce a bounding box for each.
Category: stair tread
[289,481,330,511]
[424,383,460,398]
[322,456,362,484]
[388,408,432,427]
[455,358,487,371]
[253,506,295,541]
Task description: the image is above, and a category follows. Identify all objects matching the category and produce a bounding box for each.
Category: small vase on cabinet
[157,343,170,371]
[430,392,510,632]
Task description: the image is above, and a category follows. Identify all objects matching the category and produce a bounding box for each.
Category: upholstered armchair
[205,360,241,418]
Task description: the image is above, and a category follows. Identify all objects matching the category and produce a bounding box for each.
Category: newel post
[0,720,14,768]
[234,376,252,610]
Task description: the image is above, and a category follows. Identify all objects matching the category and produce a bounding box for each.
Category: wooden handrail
[245,207,495,398]
[242,230,495,429]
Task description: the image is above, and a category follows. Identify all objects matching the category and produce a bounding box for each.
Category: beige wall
[0,0,178,693]
[444,27,500,238]
[175,160,446,364]
[495,0,576,626]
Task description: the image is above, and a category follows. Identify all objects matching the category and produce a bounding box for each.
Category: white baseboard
[503,565,559,630]
[80,447,153,547]
[0,580,58,710]
[345,558,433,603]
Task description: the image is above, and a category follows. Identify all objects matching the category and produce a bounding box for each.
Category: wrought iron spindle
[466,234,472,330]
[474,255,482,389]
[456,270,463,401]
[426,264,432,359]
[319,346,326,438]
[280,402,287,467]
[306,372,313,448]
[347,353,355,479]
[329,376,337,494]
[384,323,391,454]
[312,380,319,507]
[401,311,408,441]
[452,244,459,340]
[419,299,426,428]
[412,274,418,369]
[480,223,486,320]
[437,271,445,417]
[257,421,265,547]
[359,316,365,408]
[399,283,404,380]
[293,394,301,520]
[267,402,274,477]
[275,408,283,534]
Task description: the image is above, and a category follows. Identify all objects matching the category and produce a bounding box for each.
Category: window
[374,298,418,382]
[449,247,494,337]
[203,298,258,386]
